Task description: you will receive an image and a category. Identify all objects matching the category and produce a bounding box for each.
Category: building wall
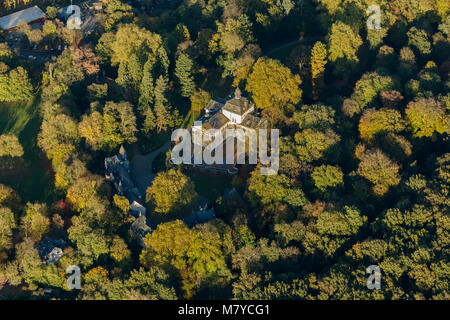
[222,109,242,124]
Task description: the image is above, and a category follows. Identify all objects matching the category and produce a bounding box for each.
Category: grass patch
[0,95,55,204]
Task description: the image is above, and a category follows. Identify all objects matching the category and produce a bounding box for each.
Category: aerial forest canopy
[0,0,448,301]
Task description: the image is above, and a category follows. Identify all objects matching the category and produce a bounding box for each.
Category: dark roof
[205,99,224,113]
[222,97,253,116]
[115,165,134,189]
[36,238,65,259]
[183,200,215,228]
[203,112,229,130]
[241,114,267,129]
[0,6,46,30]
[105,154,133,191]
[131,215,152,238]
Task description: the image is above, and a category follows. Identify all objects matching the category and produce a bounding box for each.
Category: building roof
[241,114,267,129]
[203,112,229,130]
[183,203,216,228]
[36,238,66,264]
[205,99,224,114]
[223,98,252,116]
[130,200,146,218]
[222,88,253,116]
[0,6,46,31]
[130,214,152,246]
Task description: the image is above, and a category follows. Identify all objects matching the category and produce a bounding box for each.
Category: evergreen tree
[138,59,155,115]
[175,53,196,98]
[153,76,172,132]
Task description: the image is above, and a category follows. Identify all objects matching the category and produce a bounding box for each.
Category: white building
[192,87,267,144]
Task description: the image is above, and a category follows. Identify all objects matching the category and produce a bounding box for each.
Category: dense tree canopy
[246,57,302,112]
[0,135,24,158]
[146,170,197,214]
[0,0,448,302]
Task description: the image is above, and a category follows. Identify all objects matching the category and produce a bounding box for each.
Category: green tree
[407,27,431,55]
[0,134,24,157]
[246,58,302,112]
[153,76,177,132]
[68,215,110,262]
[0,67,33,102]
[38,114,79,165]
[359,108,405,141]
[21,203,50,241]
[138,58,155,114]
[142,107,157,134]
[146,169,197,214]
[0,184,21,211]
[0,207,16,251]
[140,220,230,298]
[175,53,196,98]
[45,6,58,19]
[110,24,164,67]
[247,171,308,208]
[311,165,344,192]
[347,72,396,116]
[295,129,340,162]
[310,42,327,98]
[356,148,401,196]
[54,156,87,191]
[293,104,335,130]
[327,22,362,75]
[405,98,449,138]
[103,101,138,148]
[78,111,104,151]
[110,236,132,270]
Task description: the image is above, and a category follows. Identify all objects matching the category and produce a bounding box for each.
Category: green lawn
[0,95,55,204]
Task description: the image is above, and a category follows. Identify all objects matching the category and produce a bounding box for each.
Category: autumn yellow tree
[405,98,449,138]
[358,108,405,142]
[246,58,302,124]
[311,41,327,99]
[356,147,400,196]
[146,169,197,214]
[327,22,363,75]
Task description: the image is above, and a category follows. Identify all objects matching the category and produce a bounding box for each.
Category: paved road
[130,141,172,196]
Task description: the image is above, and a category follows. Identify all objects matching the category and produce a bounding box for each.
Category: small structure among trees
[0,6,46,31]
[36,237,66,265]
[105,146,146,216]
[183,200,216,228]
[130,214,152,248]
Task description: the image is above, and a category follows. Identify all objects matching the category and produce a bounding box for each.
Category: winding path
[130,141,171,196]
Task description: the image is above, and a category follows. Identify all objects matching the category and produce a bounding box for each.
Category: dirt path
[130,141,171,196]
